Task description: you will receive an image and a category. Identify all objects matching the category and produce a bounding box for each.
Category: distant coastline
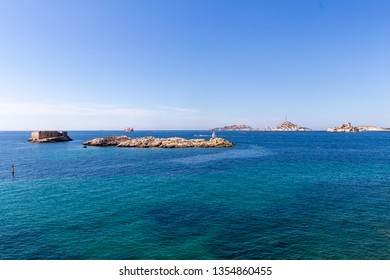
[18,121,390,135]
[211,121,390,132]
[212,121,311,131]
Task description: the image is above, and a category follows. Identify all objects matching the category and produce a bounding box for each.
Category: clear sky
[1,0,389,130]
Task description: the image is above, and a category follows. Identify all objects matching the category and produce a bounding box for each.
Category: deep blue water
[0,130,389,259]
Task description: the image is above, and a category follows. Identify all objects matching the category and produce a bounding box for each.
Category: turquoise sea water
[0,130,389,260]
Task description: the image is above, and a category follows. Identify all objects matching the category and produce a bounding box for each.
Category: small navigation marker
[12,165,15,176]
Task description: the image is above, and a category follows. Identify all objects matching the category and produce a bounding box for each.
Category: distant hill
[262,121,312,131]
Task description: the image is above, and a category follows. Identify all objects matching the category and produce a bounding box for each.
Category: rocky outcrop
[28,131,72,143]
[262,121,312,131]
[83,136,234,148]
[211,124,254,131]
[83,136,129,146]
[327,123,390,132]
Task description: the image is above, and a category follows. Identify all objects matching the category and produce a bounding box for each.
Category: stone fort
[30,131,69,140]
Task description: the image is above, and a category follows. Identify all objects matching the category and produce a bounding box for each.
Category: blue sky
[1,0,389,130]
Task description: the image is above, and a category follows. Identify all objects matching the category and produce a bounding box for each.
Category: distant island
[212,124,254,131]
[212,121,312,131]
[84,136,234,148]
[28,131,72,143]
[261,121,312,131]
[327,123,390,132]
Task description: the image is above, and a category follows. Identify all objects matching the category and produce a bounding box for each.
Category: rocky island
[262,121,312,131]
[212,121,311,131]
[83,136,234,148]
[212,124,254,131]
[327,123,390,132]
[28,131,72,143]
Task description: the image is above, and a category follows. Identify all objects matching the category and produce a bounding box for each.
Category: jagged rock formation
[211,124,253,131]
[84,136,234,148]
[327,123,390,132]
[262,121,312,131]
[28,131,72,143]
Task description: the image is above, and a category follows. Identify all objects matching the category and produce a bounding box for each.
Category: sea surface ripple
[0,131,389,259]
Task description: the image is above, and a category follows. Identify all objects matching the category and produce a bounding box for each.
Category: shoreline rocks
[83,136,234,148]
[28,131,72,143]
